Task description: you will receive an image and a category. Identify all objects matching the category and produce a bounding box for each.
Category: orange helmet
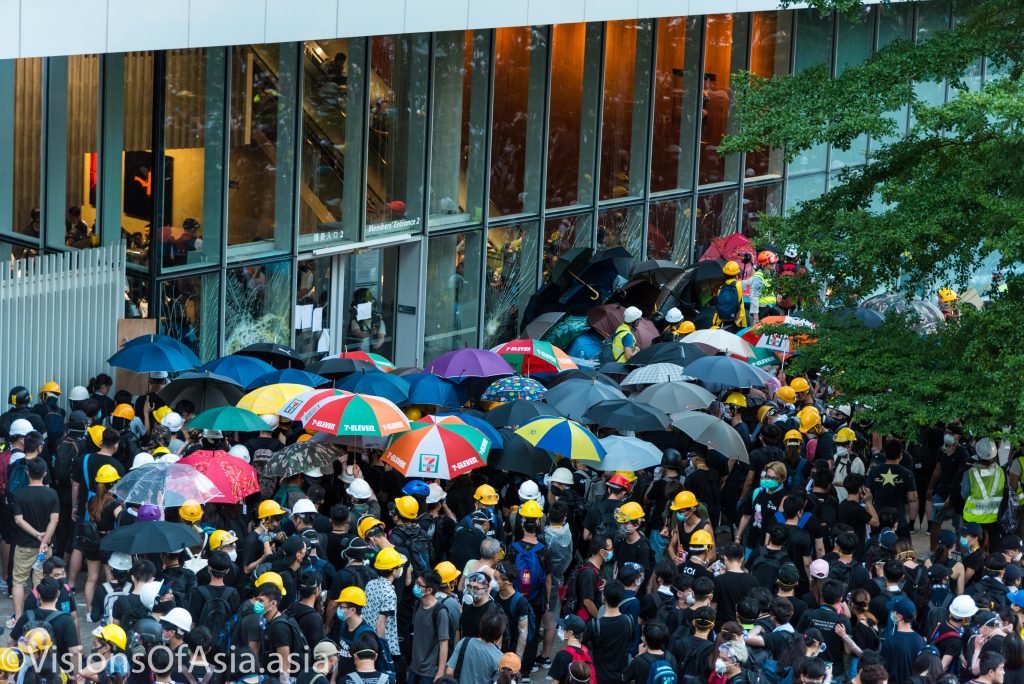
[757,251,778,267]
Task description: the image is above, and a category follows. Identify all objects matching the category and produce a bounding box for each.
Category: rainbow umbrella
[278,388,352,421]
[178,450,260,504]
[298,393,410,437]
[481,376,547,403]
[423,413,503,447]
[491,339,578,374]
[381,422,490,479]
[237,383,312,415]
[739,316,815,357]
[514,416,605,463]
[338,351,396,372]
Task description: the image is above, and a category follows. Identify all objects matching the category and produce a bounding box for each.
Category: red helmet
[757,250,778,267]
[607,474,632,491]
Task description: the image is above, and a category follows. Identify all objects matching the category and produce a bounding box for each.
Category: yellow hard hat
[835,427,857,444]
[689,529,714,548]
[724,392,747,408]
[723,261,741,276]
[88,425,105,449]
[670,490,698,511]
[518,500,543,519]
[296,433,313,443]
[100,624,127,651]
[257,500,287,520]
[474,484,499,506]
[95,465,120,484]
[373,547,407,571]
[152,405,172,424]
[255,571,286,596]
[614,501,645,523]
[784,429,804,443]
[435,561,461,585]
[0,647,20,673]
[677,321,696,335]
[112,404,136,421]
[798,406,821,433]
[404,407,423,421]
[179,500,203,523]
[336,586,367,606]
[357,516,386,540]
[394,496,419,520]
[775,386,797,404]
[39,381,61,397]
[938,288,958,303]
[152,446,171,456]
[17,628,53,655]
[209,530,239,550]
[757,405,777,423]
[789,377,810,394]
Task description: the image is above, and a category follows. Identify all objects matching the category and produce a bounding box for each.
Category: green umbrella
[188,406,268,433]
[542,315,589,350]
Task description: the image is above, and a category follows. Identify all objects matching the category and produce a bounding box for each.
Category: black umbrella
[628,342,709,368]
[489,429,553,476]
[485,400,564,429]
[100,521,203,555]
[550,247,594,288]
[597,361,630,376]
[234,343,306,369]
[309,357,376,379]
[542,369,621,390]
[578,246,634,293]
[655,261,726,311]
[838,307,885,329]
[631,259,686,287]
[158,372,245,413]
[523,283,566,327]
[582,399,670,432]
[608,279,661,314]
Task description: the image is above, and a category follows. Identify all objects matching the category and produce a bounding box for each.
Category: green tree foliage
[721,0,1024,438]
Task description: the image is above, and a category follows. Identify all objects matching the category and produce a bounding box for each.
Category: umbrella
[278,388,351,421]
[299,393,411,437]
[671,411,749,462]
[481,376,547,403]
[860,294,945,333]
[338,351,396,372]
[110,462,223,506]
[583,399,670,432]
[492,339,578,374]
[187,406,268,433]
[579,246,634,291]
[247,368,330,390]
[543,369,621,390]
[635,381,716,413]
[541,315,591,350]
[524,312,567,341]
[178,450,260,503]
[122,334,198,357]
[587,303,629,339]
[392,366,425,376]
[739,316,815,357]
[309,357,376,378]
[335,370,410,406]
[423,414,504,448]
[550,247,594,288]
[484,400,564,429]
[628,342,709,368]
[426,349,515,379]
[237,383,313,415]
[405,374,464,407]
[200,356,275,388]
[108,339,199,373]
[621,363,690,387]
[681,329,755,358]
[158,372,245,413]
[594,435,664,471]
[560,283,611,315]
[381,422,490,479]
[523,283,566,326]
[700,234,756,274]
[837,307,885,329]
[631,259,686,287]
[263,440,345,478]
[546,378,627,420]
[683,356,774,393]
[566,332,603,361]
[100,521,204,555]
[489,430,552,476]
[598,362,630,375]
[234,343,306,369]
[514,416,605,462]
[607,279,662,315]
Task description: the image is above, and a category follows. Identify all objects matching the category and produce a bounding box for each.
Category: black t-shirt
[188,584,241,628]
[837,500,873,550]
[934,446,969,498]
[12,607,79,657]
[241,530,269,571]
[263,614,303,670]
[326,531,356,568]
[460,600,499,639]
[575,561,601,615]
[680,559,712,582]
[582,614,634,684]
[245,436,283,471]
[548,644,589,684]
[622,651,678,684]
[24,582,76,615]
[714,571,760,626]
[742,488,787,548]
[963,548,986,583]
[112,594,147,625]
[70,452,123,512]
[796,605,852,662]
[782,594,808,627]
[11,484,59,547]
[614,536,653,578]
[930,621,963,661]
[867,463,916,519]
[783,523,814,579]
[583,499,619,537]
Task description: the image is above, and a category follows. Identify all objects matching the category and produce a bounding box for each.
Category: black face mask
[823,416,844,431]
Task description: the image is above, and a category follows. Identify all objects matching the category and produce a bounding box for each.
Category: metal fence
[0,243,126,405]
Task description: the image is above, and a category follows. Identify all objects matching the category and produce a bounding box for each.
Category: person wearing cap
[795,579,852,664]
[582,473,630,543]
[405,570,450,683]
[963,438,1008,548]
[91,552,132,623]
[297,640,338,684]
[866,438,919,536]
[774,563,807,626]
[878,596,925,682]
[955,522,988,594]
[546,614,591,684]
[660,308,696,342]
[269,535,306,610]
[712,260,748,330]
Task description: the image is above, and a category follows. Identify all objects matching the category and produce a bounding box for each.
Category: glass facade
[0,3,955,364]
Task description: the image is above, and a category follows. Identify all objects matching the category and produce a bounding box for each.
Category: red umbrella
[586,304,659,349]
[178,450,260,504]
[700,233,755,265]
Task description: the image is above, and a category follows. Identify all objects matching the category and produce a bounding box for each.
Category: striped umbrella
[236,383,313,415]
[381,422,490,480]
[298,393,411,437]
[278,388,352,421]
[423,413,504,447]
[481,376,547,403]
[514,416,605,463]
[338,351,396,372]
[491,339,578,374]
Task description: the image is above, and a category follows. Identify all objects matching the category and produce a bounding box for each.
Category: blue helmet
[402,480,430,498]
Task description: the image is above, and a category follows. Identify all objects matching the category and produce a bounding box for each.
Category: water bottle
[32,551,45,572]
[258,533,272,543]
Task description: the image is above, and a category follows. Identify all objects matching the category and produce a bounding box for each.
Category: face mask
[761,479,779,491]
[336,606,347,620]
[960,536,970,548]
[685,462,697,476]
[686,594,696,605]
[226,550,238,562]
[352,503,369,514]
[412,585,424,599]
[462,592,475,606]
[252,601,265,616]
[715,659,728,676]
[944,434,956,447]
[676,513,687,523]
[1016,552,1022,562]
[836,446,849,458]
[603,550,614,562]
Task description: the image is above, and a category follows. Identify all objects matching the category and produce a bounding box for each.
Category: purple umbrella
[426,349,515,380]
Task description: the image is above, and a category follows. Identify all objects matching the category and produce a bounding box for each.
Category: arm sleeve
[749,278,762,315]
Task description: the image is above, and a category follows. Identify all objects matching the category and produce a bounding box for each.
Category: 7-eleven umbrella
[237,383,312,414]
[381,422,490,479]
[514,416,605,463]
[178,450,260,504]
[491,339,578,374]
[739,316,815,356]
[278,388,351,421]
[338,351,396,372]
[298,393,410,437]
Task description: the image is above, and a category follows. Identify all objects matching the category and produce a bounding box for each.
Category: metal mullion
[217,47,232,357]
[537,24,554,290]
[476,28,499,350]
[689,17,707,264]
[640,18,662,260]
[591,22,608,250]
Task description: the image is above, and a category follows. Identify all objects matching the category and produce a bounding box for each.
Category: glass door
[341,247,399,361]
[295,256,335,367]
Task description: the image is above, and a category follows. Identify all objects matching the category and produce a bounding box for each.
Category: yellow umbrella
[237,383,311,415]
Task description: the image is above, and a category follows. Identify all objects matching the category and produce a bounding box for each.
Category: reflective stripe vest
[752,270,777,307]
[610,324,632,363]
[963,466,1005,523]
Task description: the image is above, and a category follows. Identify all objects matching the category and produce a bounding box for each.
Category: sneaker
[5,617,16,630]
[535,657,551,668]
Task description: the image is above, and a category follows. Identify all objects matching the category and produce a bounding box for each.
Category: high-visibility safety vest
[963,466,1006,523]
[752,270,777,307]
[611,324,632,363]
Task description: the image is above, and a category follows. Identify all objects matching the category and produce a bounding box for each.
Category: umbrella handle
[566,271,600,300]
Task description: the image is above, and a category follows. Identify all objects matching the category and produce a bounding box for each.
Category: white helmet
[158,452,180,464]
[228,444,251,463]
[303,467,322,479]
[550,467,575,486]
[783,245,798,259]
[426,483,446,505]
[260,414,279,430]
[949,594,978,619]
[161,412,184,433]
[108,552,133,572]
[68,386,89,402]
[131,452,154,470]
[9,419,33,437]
[140,580,164,610]
[291,498,318,516]
[664,308,683,324]
[518,479,541,502]
[346,478,372,500]
[623,306,642,324]
[162,607,193,633]
[202,429,223,439]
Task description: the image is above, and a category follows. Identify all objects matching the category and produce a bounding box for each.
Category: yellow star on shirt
[880,469,900,486]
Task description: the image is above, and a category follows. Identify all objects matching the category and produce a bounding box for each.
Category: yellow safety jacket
[963,465,1005,524]
[752,270,777,307]
[610,323,632,363]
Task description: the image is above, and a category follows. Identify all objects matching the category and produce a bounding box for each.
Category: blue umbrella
[335,370,410,405]
[200,356,275,387]
[683,356,774,394]
[406,373,464,407]
[108,339,200,373]
[247,368,329,390]
[436,412,504,448]
[123,334,196,357]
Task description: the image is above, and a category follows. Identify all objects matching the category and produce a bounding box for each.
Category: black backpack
[561,562,599,618]
[264,613,309,658]
[195,586,236,650]
[902,565,931,627]
[828,559,855,594]
[750,551,788,588]
[117,597,151,634]
[22,611,61,647]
